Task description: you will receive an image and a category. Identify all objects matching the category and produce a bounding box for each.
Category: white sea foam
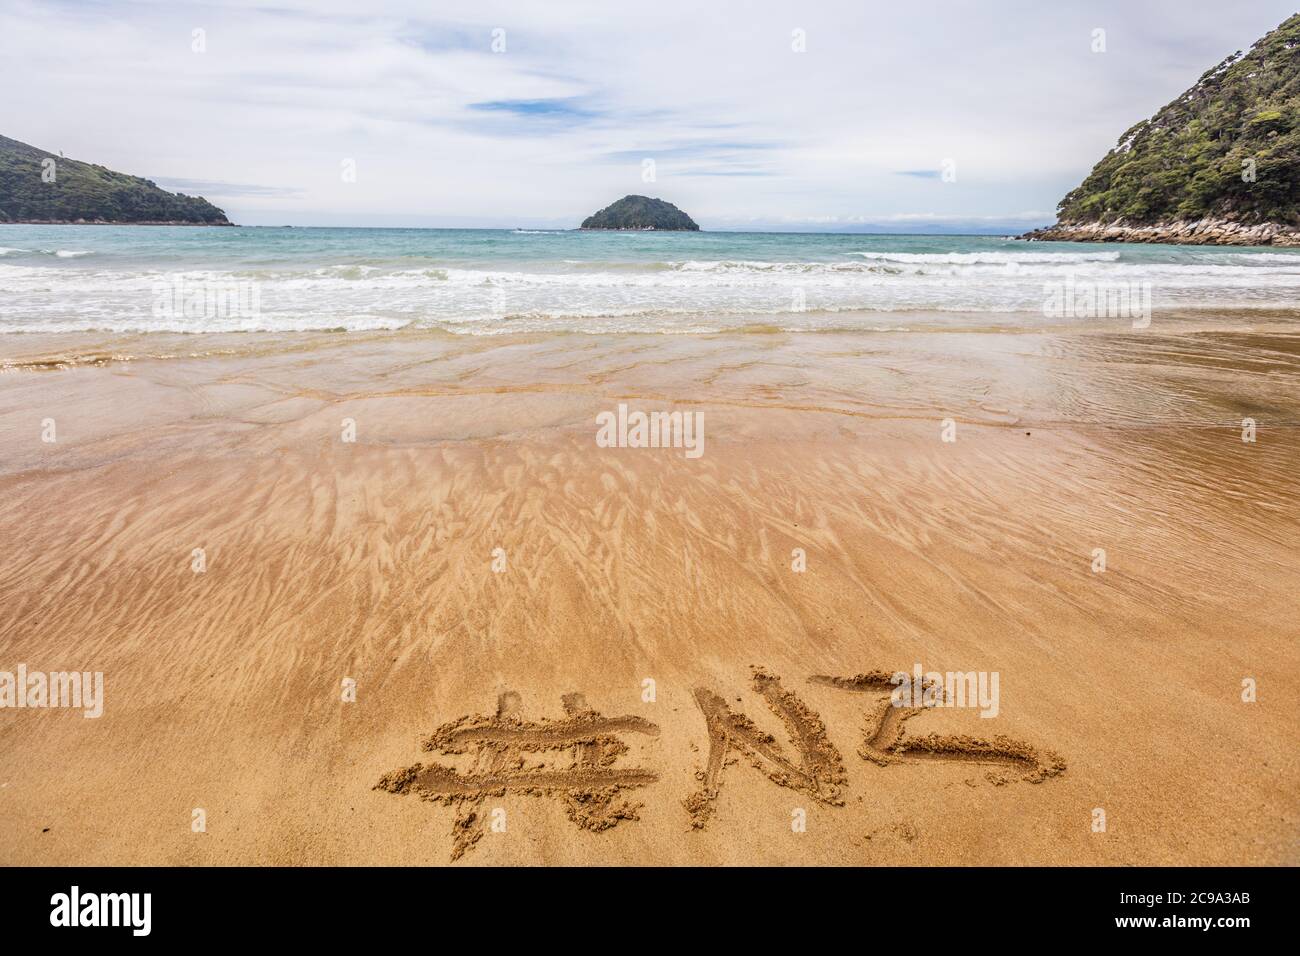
[2,249,1299,334]
[34,249,94,258]
[854,250,1122,264]
[1206,251,1300,264]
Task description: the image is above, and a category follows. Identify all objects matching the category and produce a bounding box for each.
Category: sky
[1,0,1296,230]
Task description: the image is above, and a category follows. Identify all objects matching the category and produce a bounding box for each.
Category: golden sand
[0,323,1296,864]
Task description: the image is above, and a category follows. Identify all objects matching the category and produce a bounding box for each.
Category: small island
[580,195,699,231]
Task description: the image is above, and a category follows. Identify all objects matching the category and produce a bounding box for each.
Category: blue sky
[1,0,1295,230]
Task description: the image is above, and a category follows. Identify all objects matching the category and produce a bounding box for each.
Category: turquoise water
[2,225,1299,333]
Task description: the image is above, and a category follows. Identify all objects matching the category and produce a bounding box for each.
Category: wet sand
[0,321,1297,865]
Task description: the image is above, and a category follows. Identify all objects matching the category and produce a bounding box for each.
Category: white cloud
[2,0,1294,227]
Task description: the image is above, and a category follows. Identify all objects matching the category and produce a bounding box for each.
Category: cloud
[1,0,1295,227]
[151,178,304,199]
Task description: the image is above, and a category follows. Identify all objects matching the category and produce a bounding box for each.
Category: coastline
[1023,218,1300,246]
[0,219,235,226]
[1,324,1296,865]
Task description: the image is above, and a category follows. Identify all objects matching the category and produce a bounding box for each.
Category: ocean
[2,224,1300,334]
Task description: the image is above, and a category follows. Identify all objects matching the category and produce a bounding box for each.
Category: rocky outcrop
[581,195,699,231]
[1024,14,1300,246]
[1023,218,1300,247]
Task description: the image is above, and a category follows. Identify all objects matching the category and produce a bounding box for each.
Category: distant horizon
[140,198,1053,234]
[2,219,1042,236]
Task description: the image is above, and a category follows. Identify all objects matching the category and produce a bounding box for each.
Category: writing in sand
[376,665,1066,860]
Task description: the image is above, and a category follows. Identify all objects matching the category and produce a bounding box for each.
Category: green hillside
[1055,13,1300,227]
[1054,14,1300,227]
[0,134,230,224]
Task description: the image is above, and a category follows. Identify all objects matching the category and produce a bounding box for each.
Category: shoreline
[1023,217,1300,246]
[0,219,235,226]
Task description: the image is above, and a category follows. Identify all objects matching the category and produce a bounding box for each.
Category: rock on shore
[1023,218,1300,247]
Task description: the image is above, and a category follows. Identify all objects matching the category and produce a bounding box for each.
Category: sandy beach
[0,320,1297,865]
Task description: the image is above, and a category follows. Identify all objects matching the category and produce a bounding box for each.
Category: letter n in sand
[685,667,845,828]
